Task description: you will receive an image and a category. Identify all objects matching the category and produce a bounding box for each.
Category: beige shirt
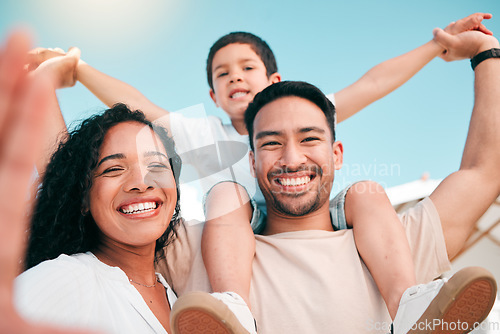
[158,197,451,334]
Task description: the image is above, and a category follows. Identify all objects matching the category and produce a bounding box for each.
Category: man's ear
[332,141,343,170]
[269,72,282,84]
[209,89,218,107]
[249,150,256,177]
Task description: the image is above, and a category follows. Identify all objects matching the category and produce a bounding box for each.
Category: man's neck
[263,203,333,235]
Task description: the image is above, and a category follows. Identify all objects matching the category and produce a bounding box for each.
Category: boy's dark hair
[206,32,278,90]
[245,81,336,151]
[25,104,182,270]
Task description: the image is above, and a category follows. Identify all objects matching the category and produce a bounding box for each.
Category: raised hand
[27,46,81,89]
[0,30,99,334]
[439,13,493,60]
[433,28,500,62]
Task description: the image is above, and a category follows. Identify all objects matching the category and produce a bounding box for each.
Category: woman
[15,103,182,334]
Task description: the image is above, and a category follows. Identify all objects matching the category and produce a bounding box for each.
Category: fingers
[448,13,493,36]
[0,31,50,281]
[67,46,82,61]
[26,47,66,72]
[0,31,32,131]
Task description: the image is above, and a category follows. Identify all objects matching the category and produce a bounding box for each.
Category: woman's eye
[100,167,124,176]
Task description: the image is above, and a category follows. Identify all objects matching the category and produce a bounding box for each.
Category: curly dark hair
[25,104,182,270]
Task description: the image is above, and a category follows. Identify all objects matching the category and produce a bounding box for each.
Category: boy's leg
[344,181,416,319]
[171,181,257,334]
[202,181,255,307]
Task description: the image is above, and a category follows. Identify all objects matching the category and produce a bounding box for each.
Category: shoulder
[17,253,96,286]
[14,253,101,323]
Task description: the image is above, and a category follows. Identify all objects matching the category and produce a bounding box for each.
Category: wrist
[471,48,500,71]
[476,40,500,55]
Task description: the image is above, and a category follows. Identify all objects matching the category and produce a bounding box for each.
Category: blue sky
[1,0,499,214]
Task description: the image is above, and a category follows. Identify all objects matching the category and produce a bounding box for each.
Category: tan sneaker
[393,266,497,334]
[171,291,257,334]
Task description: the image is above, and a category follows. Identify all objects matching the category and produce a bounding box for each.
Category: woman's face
[89,121,177,251]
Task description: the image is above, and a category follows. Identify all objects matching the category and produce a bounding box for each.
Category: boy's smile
[209,43,281,133]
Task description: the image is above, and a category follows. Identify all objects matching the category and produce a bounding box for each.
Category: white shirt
[169,93,336,215]
[15,252,176,334]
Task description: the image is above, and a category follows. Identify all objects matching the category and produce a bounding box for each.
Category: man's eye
[261,141,280,147]
[302,137,319,143]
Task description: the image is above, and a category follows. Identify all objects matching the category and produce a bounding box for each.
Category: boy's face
[209,43,281,121]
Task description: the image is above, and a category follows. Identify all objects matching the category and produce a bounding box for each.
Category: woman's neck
[93,242,157,286]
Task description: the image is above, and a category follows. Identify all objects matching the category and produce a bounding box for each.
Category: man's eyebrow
[97,153,125,167]
[299,127,326,134]
[255,130,282,141]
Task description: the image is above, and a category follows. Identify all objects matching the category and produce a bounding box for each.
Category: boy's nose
[229,70,243,83]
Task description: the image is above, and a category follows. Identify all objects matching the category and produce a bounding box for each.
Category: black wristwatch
[471,48,500,70]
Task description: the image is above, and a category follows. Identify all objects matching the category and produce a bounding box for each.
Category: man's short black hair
[206,32,278,91]
[245,81,336,151]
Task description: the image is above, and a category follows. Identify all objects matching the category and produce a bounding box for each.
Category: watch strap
[471,48,500,71]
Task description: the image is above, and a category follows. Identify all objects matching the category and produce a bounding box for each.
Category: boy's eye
[244,66,253,71]
[148,163,170,172]
[217,72,228,78]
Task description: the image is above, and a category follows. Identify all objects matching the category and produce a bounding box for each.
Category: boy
[31,13,493,333]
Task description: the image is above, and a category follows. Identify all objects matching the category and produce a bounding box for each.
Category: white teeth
[279,176,311,187]
[231,91,247,99]
[120,202,158,214]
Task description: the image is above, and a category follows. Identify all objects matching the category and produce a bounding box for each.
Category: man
[162,28,500,334]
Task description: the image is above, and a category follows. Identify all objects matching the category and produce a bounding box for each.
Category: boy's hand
[26,47,81,89]
[0,30,99,334]
[439,13,493,60]
[433,29,500,62]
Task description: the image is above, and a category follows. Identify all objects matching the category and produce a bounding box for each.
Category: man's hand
[439,13,494,60]
[0,29,98,334]
[433,28,500,62]
[444,13,493,36]
[26,46,81,89]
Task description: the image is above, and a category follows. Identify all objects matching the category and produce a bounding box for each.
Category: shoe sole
[408,266,497,334]
[170,292,250,334]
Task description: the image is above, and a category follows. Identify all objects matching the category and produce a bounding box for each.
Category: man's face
[249,96,343,217]
[209,43,281,121]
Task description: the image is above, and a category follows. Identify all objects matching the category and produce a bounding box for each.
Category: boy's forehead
[212,43,262,69]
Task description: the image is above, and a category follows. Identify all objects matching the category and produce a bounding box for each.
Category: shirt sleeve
[14,255,100,329]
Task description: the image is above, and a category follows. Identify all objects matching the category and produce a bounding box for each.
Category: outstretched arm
[429,29,500,259]
[334,13,492,123]
[29,48,171,127]
[0,30,97,334]
[77,59,171,125]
